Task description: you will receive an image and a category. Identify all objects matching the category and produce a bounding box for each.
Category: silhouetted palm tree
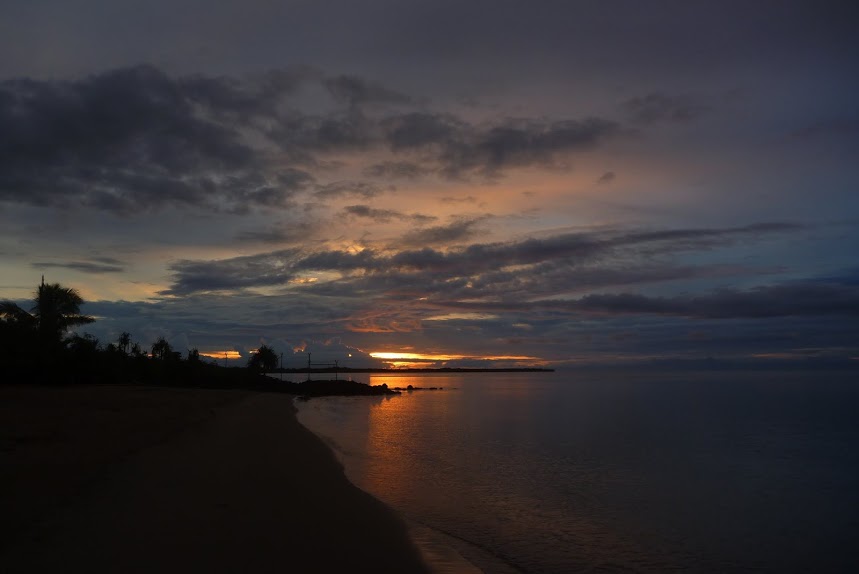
[248,344,278,373]
[1,280,94,349]
[1,280,96,377]
[33,282,95,346]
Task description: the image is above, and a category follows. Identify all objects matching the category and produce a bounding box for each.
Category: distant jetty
[288,379,399,398]
[390,385,443,392]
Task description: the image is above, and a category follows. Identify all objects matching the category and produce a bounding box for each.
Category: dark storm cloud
[1,65,626,214]
[165,222,798,295]
[0,65,306,213]
[623,93,708,124]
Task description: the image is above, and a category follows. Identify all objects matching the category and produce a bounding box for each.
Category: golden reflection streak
[360,385,449,505]
[357,379,647,567]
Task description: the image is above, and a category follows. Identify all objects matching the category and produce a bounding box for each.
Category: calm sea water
[294,371,859,573]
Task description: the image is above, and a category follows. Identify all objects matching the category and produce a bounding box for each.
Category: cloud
[177,68,313,119]
[440,195,478,204]
[286,103,625,172]
[342,204,402,222]
[465,118,618,172]
[362,161,429,180]
[0,65,304,214]
[33,258,126,274]
[323,75,411,106]
[562,280,859,319]
[164,222,799,295]
[609,223,803,255]
[623,92,708,124]
[152,219,852,367]
[597,171,616,184]
[789,118,859,144]
[235,219,320,244]
[313,180,391,199]
[428,276,859,320]
[271,108,378,155]
[381,112,462,150]
[341,204,436,224]
[1,65,624,215]
[162,249,300,295]
[354,112,620,178]
[399,216,489,247]
[78,289,859,369]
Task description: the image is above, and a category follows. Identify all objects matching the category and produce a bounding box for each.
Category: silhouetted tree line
[1,281,401,397]
[0,281,282,389]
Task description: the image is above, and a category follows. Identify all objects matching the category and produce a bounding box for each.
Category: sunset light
[199,350,242,361]
[370,351,542,363]
[3,3,858,574]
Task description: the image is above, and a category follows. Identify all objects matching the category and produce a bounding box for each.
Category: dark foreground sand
[0,385,428,573]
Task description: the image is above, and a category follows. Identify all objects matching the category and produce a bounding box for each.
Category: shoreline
[0,384,429,572]
[295,396,524,574]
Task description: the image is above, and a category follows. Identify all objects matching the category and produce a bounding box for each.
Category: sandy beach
[0,384,429,573]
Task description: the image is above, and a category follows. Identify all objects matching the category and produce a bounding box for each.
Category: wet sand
[0,384,428,573]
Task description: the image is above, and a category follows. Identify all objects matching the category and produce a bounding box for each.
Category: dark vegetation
[1,281,397,397]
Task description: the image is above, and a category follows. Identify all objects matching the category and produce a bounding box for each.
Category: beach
[0,384,429,573]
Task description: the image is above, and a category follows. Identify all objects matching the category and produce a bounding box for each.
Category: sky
[1,0,858,368]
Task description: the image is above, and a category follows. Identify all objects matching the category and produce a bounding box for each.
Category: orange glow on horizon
[370,351,542,363]
[199,350,242,360]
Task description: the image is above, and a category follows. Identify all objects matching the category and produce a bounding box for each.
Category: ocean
[294,370,859,573]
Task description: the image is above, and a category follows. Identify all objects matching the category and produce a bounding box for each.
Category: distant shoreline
[277,367,555,374]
